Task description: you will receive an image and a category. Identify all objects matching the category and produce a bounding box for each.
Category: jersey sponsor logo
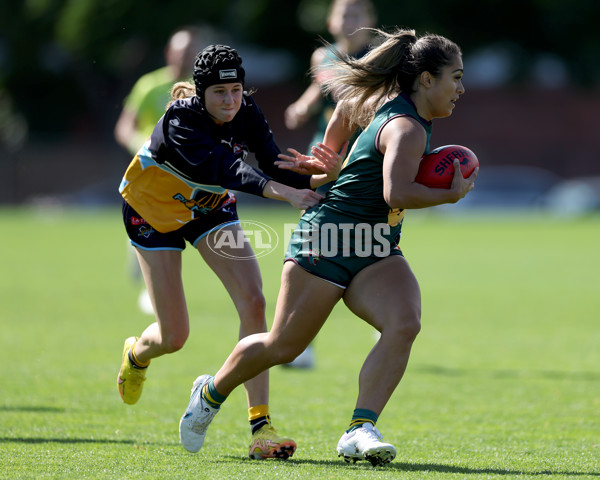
[173,192,228,215]
[130,216,148,226]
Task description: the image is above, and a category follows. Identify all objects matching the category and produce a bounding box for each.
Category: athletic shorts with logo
[122,199,240,251]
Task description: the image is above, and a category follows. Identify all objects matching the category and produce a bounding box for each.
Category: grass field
[1,203,599,479]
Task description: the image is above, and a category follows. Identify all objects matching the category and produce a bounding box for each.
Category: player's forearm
[262,180,295,202]
[309,174,332,189]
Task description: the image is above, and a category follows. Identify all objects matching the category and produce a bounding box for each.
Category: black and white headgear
[193,44,245,100]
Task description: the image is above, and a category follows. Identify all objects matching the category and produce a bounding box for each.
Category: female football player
[179,29,478,466]
[117,44,339,460]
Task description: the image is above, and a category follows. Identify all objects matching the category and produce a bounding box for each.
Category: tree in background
[1,0,599,137]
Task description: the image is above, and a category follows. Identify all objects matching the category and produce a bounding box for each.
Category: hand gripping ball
[415,145,479,189]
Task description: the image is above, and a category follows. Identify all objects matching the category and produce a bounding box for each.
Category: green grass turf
[1,203,599,479]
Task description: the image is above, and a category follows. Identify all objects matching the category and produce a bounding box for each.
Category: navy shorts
[122,200,240,251]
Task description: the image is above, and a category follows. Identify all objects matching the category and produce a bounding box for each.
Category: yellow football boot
[117,337,148,405]
[248,424,297,460]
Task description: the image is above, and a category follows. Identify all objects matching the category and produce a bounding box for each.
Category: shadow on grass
[221,455,599,476]
[389,461,600,477]
[0,406,66,413]
[0,437,135,445]
[416,364,600,382]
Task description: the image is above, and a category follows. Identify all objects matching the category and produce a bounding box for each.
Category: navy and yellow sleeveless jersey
[302,92,433,244]
[120,94,312,233]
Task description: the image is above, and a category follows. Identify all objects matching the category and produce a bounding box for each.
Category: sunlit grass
[1,205,598,479]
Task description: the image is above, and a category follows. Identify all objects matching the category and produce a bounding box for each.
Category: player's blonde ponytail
[168,81,196,108]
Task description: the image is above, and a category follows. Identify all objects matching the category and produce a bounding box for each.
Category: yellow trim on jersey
[120,145,229,233]
[387,208,405,226]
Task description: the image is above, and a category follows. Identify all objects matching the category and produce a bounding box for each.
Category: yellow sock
[249,405,270,434]
[248,404,270,421]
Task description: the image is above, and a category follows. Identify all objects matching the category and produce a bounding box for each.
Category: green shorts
[284,214,403,289]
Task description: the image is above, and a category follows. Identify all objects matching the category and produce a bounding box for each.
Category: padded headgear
[193,44,245,99]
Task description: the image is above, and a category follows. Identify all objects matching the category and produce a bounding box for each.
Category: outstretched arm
[275,141,347,188]
[276,101,356,187]
[262,180,323,210]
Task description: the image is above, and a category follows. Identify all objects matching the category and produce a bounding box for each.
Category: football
[415,145,479,189]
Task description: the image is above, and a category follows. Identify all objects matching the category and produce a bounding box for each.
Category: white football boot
[336,423,397,466]
[179,375,219,452]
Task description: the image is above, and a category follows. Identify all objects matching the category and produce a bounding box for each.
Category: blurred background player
[284,0,377,151]
[115,26,213,155]
[114,26,217,314]
[281,0,377,368]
